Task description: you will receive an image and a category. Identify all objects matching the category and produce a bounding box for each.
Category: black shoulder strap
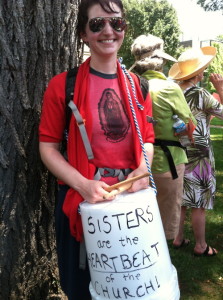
[154,139,185,180]
[65,67,79,132]
[136,75,149,100]
[140,76,149,100]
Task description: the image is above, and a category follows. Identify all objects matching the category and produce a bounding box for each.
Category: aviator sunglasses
[88,17,126,33]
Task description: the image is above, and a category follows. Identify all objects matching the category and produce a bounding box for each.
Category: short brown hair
[76,0,125,38]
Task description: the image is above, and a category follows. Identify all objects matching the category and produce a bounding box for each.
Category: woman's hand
[210,73,223,103]
[126,168,150,193]
[77,179,115,204]
[39,142,115,203]
[124,143,153,193]
[174,119,196,144]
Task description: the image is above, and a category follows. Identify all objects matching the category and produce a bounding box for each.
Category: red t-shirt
[39,68,154,184]
[88,69,134,170]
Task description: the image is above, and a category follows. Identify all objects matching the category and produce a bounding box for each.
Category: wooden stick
[103,172,150,199]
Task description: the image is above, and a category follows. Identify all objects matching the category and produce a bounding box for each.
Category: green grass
[168,125,223,300]
[211,117,223,127]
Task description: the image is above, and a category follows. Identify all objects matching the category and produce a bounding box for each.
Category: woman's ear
[81,32,88,43]
[81,33,89,47]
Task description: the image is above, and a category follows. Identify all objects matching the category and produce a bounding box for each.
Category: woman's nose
[102,21,114,34]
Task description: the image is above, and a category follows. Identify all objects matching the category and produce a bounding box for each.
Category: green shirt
[142,70,197,173]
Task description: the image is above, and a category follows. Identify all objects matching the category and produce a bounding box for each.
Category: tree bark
[0,1,81,299]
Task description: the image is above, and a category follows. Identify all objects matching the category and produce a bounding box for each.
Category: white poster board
[80,188,180,300]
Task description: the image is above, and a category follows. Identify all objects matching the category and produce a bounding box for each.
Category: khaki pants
[153,164,185,240]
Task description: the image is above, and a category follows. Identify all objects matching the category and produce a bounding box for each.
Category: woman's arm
[126,142,154,192]
[39,142,112,203]
[210,73,223,104]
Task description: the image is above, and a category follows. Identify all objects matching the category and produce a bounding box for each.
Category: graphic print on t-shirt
[98,88,130,143]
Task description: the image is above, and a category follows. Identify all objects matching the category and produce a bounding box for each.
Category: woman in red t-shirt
[39,1,154,299]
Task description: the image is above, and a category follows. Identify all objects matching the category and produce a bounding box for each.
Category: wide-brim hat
[129,34,177,71]
[168,46,217,81]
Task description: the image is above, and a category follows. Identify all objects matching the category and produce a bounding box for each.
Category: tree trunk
[0,1,81,299]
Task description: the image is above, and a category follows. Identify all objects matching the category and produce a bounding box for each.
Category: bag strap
[65,69,149,134]
[63,68,149,161]
[135,74,149,100]
[61,67,79,155]
[68,101,94,160]
[154,139,185,180]
[64,67,94,160]
[139,76,149,100]
[154,139,185,149]
[65,67,79,133]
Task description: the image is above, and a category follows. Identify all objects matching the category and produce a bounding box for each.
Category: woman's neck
[179,78,197,91]
[90,55,118,74]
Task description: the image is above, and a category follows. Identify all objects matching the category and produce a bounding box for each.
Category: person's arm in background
[171,83,197,142]
[210,73,223,104]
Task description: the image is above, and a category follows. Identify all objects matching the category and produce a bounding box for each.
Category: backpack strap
[65,67,79,133]
[134,74,149,100]
[64,66,94,160]
[61,67,79,155]
[139,76,149,100]
[154,139,185,180]
[68,101,94,160]
[63,69,149,159]
[65,70,149,131]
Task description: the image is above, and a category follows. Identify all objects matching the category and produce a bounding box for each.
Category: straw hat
[129,34,177,71]
[168,46,217,81]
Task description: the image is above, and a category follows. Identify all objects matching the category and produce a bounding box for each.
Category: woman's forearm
[39,142,88,191]
[39,142,112,203]
[210,73,223,104]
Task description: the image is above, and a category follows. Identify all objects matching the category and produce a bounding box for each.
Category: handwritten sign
[80,188,180,300]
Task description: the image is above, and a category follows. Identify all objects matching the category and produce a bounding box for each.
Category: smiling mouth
[100,39,116,44]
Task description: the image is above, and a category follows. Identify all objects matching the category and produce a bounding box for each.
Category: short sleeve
[39,72,67,142]
[202,89,223,119]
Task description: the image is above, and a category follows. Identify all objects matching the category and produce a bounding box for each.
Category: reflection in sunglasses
[88,17,126,33]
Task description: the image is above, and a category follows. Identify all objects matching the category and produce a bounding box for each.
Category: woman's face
[81,3,125,60]
[197,71,205,82]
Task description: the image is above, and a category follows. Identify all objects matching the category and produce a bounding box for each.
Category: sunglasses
[88,17,126,33]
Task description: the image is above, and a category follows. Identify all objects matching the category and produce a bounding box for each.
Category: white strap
[68,101,94,160]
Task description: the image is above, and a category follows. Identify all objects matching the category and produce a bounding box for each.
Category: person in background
[210,73,223,102]
[38,0,154,299]
[130,34,196,242]
[169,47,223,256]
